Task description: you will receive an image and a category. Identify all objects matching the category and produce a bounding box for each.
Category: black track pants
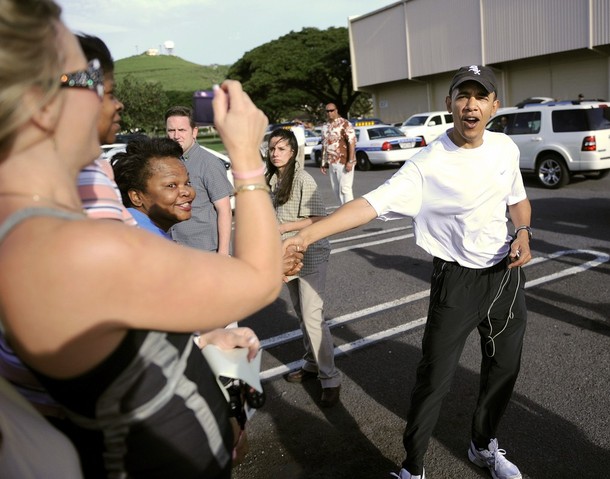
[401,257,527,475]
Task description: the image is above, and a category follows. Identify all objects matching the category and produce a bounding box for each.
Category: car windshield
[366,127,405,139]
[403,115,427,127]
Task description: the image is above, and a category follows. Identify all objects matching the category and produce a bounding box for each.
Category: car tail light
[582,136,597,151]
[417,136,427,147]
[381,141,393,151]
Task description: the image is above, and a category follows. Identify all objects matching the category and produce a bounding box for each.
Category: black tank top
[0,208,232,478]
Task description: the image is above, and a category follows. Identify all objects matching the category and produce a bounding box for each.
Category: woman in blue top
[112,137,195,239]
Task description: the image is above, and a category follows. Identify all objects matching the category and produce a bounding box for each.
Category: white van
[399,111,453,145]
[487,101,610,188]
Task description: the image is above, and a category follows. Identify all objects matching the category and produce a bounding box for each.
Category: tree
[115,74,169,134]
[228,27,369,123]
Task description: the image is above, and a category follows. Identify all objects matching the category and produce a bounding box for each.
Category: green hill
[114,54,230,91]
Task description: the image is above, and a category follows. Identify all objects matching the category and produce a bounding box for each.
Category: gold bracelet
[233,183,271,195]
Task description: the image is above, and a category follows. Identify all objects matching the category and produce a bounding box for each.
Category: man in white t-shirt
[291,120,306,169]
[285,65,531,479]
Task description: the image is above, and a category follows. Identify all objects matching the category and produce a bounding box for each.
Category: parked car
[312,124,423,171]
[312,125,325,136]
[303,128,321,158]
[259,122,315,159]
[101,143,127,161]
[514,96,554,108]
[399,111,453,145]
[486,101,610,188]
[103,141,236,209]
[101,133,148,161]
[349,117,385,127]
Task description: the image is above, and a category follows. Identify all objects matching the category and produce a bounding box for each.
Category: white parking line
[329,225,411,244]
[260,289,431,349]
[331,234,413,254]
[260,249,609,381]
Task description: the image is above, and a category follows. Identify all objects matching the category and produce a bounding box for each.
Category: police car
[312,124,424,171]
[349,117,385,127]
[303,128,321,158]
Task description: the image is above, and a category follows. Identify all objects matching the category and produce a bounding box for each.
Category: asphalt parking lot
[233,164,610,479]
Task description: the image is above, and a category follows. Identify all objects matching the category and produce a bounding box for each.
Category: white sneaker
[468,439,522,479]
[390,468,425,479]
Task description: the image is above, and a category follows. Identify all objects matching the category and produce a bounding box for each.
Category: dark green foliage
[113,55,229,133]
[165,90,193,110]
[114,75,168,134]
[228,27,370,123]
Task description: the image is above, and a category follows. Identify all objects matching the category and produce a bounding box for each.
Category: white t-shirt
[364,130,526,269]
[291,124,306,147]
[291,124,306,169]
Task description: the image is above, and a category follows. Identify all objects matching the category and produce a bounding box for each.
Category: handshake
[282,243,304,282]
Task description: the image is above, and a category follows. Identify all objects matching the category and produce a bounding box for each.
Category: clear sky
[57,0,394,66]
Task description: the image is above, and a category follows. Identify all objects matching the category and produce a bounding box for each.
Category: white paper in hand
[201,344,263,401]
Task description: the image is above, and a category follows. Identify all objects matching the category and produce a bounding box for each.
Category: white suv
[399,111,453,145]
[487,101,610,188]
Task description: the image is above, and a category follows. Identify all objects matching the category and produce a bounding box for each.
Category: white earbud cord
[485,266,521,357]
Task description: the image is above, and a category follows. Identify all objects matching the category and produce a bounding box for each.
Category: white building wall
[406,0,483,76]
[369,81,431,124]
[349,0,610,123]
[591,0,610,45]
[483,0,590,63]
[505,54,610,105]
[349,3,408,88]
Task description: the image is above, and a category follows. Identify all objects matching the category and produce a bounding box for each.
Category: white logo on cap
[468,65,481,75]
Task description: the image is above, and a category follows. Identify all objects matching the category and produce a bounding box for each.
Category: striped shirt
[78,158,137,225]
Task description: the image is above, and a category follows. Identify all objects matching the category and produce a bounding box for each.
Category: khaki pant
[286,261,341,388]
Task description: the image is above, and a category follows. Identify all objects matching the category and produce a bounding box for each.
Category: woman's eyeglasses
[60,58,104,100]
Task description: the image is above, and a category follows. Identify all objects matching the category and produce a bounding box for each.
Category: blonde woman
[0,0,282,476]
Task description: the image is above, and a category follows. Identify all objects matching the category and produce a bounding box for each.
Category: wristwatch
[514,225,532,239]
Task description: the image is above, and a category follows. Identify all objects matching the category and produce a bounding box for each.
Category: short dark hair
[76,34,114,74]
[112,137,184,207]
[164,106,196,128]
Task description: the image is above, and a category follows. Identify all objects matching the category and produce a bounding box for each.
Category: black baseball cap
[449,65,497,95]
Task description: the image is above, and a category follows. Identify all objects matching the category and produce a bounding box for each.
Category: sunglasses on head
[60,58,104,100]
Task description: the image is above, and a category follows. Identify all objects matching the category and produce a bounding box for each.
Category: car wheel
[314,150,322,167]
[536,153,569,189]
[356,151,371,171]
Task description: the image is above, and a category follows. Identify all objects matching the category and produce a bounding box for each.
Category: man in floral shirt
[320,103,356,204]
